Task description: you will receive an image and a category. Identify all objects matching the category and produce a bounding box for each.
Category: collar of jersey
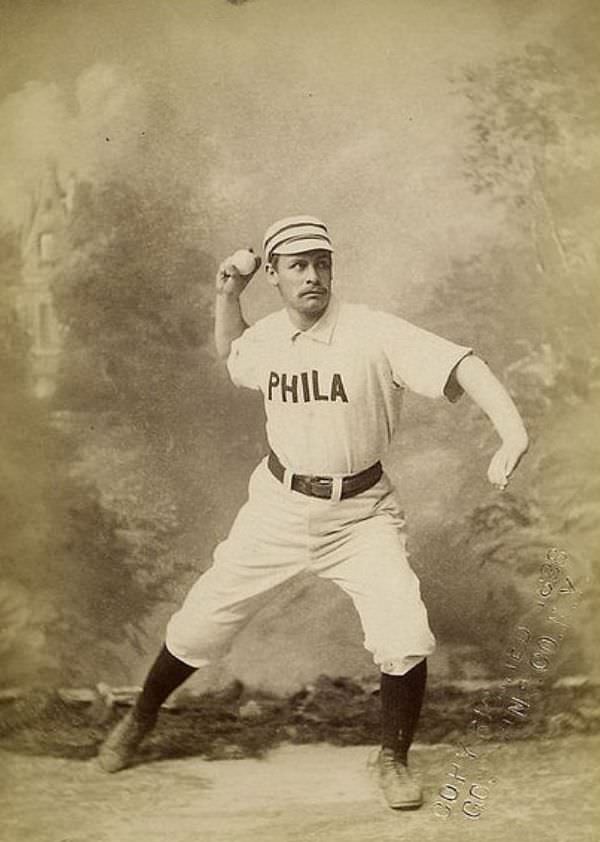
[282,294,340,344]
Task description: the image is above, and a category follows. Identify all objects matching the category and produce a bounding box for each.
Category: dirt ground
[2,735,598,842]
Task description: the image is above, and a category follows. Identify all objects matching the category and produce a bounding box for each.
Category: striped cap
[263,215,334,261]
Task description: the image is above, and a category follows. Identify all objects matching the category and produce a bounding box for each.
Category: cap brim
[270,238,334,257]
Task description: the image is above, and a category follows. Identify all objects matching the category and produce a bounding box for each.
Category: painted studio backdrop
[0,0,598,694]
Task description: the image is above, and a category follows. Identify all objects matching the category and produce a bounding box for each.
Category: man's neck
[285,304,329,332]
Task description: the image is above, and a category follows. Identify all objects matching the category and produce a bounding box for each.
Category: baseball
[231,248,258,276]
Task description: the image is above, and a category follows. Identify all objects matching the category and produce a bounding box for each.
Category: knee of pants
[376,647,436,676]
[165,608,244,669]
[371,636,436,676]
[362,609,436,677]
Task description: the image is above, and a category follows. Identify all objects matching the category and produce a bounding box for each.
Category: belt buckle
[310,475,333,498]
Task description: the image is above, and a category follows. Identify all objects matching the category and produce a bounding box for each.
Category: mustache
[299,286,328,296]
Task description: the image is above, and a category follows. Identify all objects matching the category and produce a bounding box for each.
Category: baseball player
[98,215,528,810]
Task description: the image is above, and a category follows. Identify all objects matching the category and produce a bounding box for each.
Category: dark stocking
[380,658,427,762]
[134,644,197,718]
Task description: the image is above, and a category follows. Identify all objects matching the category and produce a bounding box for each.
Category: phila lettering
[267,370,349,403]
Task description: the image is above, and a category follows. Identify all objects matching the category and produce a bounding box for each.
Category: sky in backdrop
[1,0,567,320]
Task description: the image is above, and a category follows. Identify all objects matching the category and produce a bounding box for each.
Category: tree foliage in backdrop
[0,228,159,685]
[422,26,600,674]
[47,178,262,683]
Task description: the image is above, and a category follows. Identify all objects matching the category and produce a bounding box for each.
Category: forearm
[214,291,249,359]
[455,355,528,447]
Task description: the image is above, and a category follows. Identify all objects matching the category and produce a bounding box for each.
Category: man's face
[269,249,333,324]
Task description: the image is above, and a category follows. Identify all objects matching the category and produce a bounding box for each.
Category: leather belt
[267,449,382,501]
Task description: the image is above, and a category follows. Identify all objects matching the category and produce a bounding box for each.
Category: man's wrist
[215,285,242,300]
[502,429,529,452]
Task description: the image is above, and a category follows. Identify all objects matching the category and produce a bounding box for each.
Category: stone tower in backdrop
[16,165,74,399]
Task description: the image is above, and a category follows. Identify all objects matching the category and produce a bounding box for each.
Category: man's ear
[264,262,279,287]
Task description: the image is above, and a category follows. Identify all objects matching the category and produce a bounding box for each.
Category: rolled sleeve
[379,313,473,400]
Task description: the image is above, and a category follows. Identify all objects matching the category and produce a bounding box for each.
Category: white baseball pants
[166,458,435,676]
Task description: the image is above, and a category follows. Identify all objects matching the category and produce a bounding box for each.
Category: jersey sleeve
[226,324,263,391]
[378,313,473,401]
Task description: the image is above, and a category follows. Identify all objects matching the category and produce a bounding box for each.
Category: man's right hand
[215,253,262,298]
[214,252,259,358]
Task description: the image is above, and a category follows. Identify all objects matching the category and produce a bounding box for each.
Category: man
[98,215,528,810]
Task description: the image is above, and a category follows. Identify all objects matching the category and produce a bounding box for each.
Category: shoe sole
[388,799,424,811]
[95,753,131,774]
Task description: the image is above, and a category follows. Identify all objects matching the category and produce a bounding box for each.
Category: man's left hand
[487,436,529,489]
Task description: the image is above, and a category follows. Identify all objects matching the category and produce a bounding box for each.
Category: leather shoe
[370,747,424,810]
[96,709,157,773]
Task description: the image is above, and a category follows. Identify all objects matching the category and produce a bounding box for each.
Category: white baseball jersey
[227,295,472,475]
[167,295,468,675]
